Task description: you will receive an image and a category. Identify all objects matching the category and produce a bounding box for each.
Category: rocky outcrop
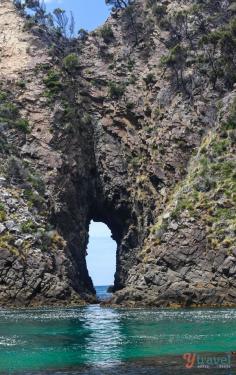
[0,0,235,307]
[0,0,93,306]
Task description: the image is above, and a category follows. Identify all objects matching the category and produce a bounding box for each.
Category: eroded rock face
[0,0,235,307]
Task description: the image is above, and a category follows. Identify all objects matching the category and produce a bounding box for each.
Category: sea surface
[0,286,235,374]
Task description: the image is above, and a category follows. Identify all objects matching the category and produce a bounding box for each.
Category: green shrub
[126,102,135,111]
[63,103,77,122]
[0,102,18,120]
[23,188,45,210]
[81,113,92,126]
[108,81,125,98]
[15,119,30,133]
[63,53,80,72]
[127,59,135,72]
[0,91,30,133]
[39,230,66,252]
[152,4,167,19]
[200,19,236,88]
[128,75,137,85]
[171,198,194,220]
[0,135,8,154]
[100,25,114,43]
[143,72,156,86]
[78,28,88,41]
[0,91,7,101]
[0,203,5,211]
[0,232,18,254]
[146,0,156,6]
[16,80,26,89]
[221,98,236,131]
[0,203,6,222]
[0,106,30,133]
[161,44,187,68]
[28,173,45,194]
[211,139,230,155]
[23,19,35,31]
[43,69,62,97]
[21,220,37,234]
[5,157,28,183]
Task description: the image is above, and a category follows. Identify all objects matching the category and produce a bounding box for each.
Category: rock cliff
[0,0,235,307]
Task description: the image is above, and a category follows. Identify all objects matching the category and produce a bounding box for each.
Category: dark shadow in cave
[86,221,116,300]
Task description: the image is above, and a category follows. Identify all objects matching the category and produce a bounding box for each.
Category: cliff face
[0,0,88,306]
[0,0,236,307]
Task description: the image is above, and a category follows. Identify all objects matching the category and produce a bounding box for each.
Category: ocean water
[0,286,235,374]
[95,285,113,301]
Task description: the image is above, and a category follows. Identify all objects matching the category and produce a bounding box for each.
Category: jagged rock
[169,222,178,231]
[0,177,7,186]
[222,257,236,274]
[14,239,23,248]
[5,221,16,231]
[0,224,6,234]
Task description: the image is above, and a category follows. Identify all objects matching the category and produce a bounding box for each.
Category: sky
[86,221,116,286]
[44,0,110,31]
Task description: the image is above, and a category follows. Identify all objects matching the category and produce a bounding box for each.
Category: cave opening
[86,221,117,299]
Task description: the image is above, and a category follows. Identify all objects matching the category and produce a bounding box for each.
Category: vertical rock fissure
[50,108,136,300]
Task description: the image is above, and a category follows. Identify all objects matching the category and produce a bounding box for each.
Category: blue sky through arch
[86,221,116,287]
[44,0,110,32]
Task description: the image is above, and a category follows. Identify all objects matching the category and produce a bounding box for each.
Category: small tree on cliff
[25,0,47,25]
[51,8,75,38]
[52,8,68,36]
[105,0,134,9]
[105,0,138,44]
[13,1,75,38]
[13,0,24,10]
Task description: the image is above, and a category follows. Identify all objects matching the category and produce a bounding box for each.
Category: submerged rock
[107,285,114,293]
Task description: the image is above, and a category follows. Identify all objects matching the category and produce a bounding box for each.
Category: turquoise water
[0,287,236,374]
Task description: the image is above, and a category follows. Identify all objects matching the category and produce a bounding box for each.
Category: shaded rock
[0,224,6,234]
